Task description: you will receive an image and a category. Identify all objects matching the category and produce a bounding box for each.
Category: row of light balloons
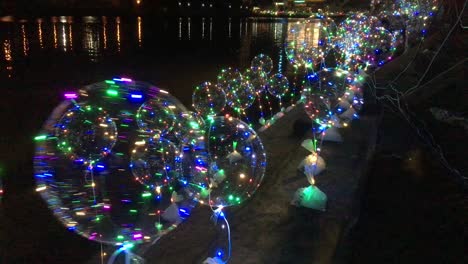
[32,0,439,261]
[193,0,440,138]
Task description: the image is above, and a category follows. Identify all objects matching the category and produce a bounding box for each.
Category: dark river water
[0,16,307,105]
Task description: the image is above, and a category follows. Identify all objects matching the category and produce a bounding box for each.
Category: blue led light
[179,208,191,217]
[95,164,106,171]
[128,92,145,103]
[130,94,143,99]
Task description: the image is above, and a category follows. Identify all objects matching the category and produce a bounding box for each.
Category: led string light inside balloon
[35,79,210,264]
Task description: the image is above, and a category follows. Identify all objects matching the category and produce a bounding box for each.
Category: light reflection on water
[0,16,319,94]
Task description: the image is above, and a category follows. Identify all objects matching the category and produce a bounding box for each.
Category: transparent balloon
[56,104,118,161]
[34,80,197,248]
[267,73,289,98]
[137,99,177,136]
[192,117,267,207]
[225,79,256,111]
[171,111,206,146]
[217,67,243,93]
[251,54,274,74]
[192,82,227,118]
[243,68,267,94]
[301,88,333,132]
[307,68,355,106]
[334,13,371,71]
[286,16,337,69]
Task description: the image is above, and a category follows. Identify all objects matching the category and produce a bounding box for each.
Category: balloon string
[107,246,127,264]
[263,92,273,117]
[256,92,265,119]
[207,192,232,263]
[100,243,104,264]
[87,161,105,264]
[241,109,252,127]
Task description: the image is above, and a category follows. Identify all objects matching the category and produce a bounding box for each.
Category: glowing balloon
[334,13,371,71]
[225,79,256,111]
[243,68,267,93]
[217,67,243,92]
[137,99,177,136]
[307,68,355,105]
[171,111,206,145]
[286,15,337,69]
[192,82,227,118]
[56,104,118,161]
[267,73,289,98]
[193,117,267,207]
[251,54,274,74]
[301,89,333,132]
[34,80,196,247]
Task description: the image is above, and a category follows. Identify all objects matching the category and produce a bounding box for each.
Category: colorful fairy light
[189,116,267,208]
[192,81,227,119]
[64,92,78,99]
[251,53,274,74]
[34,80,204,249]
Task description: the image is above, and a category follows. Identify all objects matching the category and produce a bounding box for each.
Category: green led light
[189,121,200,129]
[34,135,47,141]
[228,195,234,201]
[156,223,163,230]
[106,89,119,97]
[105,80,115,84]
[200,188,210,198]
[142,192,151,198]
[129,209,138,214]
[117,235,124,240]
